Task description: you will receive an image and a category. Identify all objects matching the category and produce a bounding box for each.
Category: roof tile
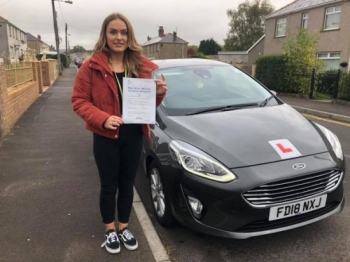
[266,0,343,19]
[142,33,188,46]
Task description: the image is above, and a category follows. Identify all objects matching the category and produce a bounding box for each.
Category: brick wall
[4,81,38,133]
[33,61,43,94]
[144,43,188,59]
[264,1,350,72]
[0,66,39,139]
[41,61,50,86]
[41,60,58,86]
[0,65,6,138]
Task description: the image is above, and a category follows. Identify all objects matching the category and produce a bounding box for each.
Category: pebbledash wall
[0,60,58,139]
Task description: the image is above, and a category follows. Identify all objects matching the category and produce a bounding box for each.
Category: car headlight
[169,140,237,182]
[315,123,343,160]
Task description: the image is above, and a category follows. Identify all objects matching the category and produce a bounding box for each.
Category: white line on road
[133,188,171,262]
[345,154,350,159]
[301,114,350,128]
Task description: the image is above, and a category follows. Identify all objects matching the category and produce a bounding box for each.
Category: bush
[255,54,290,92]
[338,72,350,101]
[36,53,70,68]
[282,28,323,95]
[190,52,211,59]
[60,54,71,68]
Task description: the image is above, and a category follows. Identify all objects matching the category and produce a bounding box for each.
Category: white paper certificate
[122,77,156,124]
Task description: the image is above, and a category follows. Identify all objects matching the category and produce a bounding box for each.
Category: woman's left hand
[155,74,168,95]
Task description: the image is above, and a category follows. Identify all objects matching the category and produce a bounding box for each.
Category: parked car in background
[73,57,83,68]
[76,59,83,69]
[141,59,345,239]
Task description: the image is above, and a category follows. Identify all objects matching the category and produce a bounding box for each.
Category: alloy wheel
[150,167,166,218]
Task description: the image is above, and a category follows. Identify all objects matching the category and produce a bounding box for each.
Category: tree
[187,45,199,57]
[282,28,324,95]
[224,0,274,51]
[71,45,86,53]
[198,38,222,55]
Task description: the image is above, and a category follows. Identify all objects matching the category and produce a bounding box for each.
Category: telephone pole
[51,0,73,75]
[65,23,68,57]
[51,0,62,75]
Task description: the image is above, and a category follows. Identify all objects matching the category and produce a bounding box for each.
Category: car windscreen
[153,64,273,116]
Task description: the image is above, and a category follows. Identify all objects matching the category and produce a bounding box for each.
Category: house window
[317,52,341,70]
[276,18,287,37]
[302,13,308,29]
[324,6,341,30]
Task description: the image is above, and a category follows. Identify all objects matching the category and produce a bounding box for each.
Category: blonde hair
[93,13,145,77]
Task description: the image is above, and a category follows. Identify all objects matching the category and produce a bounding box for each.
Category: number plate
[269,195,327,221]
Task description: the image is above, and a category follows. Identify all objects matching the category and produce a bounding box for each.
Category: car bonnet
[162,104,329,169]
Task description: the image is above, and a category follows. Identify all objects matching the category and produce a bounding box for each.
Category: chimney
[173,31,177,42]
[147,36,151,41]
[37,34,41,40]
[158,26,164,37]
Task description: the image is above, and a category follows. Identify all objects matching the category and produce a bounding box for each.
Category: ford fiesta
[141,59,345,239]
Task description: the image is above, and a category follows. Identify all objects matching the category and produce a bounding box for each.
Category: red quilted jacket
[71,52,165,139]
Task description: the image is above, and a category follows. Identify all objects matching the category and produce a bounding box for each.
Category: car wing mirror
[270,90,277,96]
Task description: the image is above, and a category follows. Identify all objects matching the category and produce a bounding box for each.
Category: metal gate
[310,69,341,100]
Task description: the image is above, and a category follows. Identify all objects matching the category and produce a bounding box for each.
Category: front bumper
[165,152,345,239]
[174,195,344,239]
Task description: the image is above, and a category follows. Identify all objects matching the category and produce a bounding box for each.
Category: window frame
[317,52,340,60]
[317,52,341,70]
[302,13,309,29]
[275,17,287,37]
[324,6,341,31]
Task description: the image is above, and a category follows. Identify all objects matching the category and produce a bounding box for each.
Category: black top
[114,72,125,113]
[113,71,142,137]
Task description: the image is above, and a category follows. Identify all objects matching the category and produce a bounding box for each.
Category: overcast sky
[1,0,294,50]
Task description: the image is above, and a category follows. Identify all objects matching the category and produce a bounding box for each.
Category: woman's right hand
[103,116,124,130]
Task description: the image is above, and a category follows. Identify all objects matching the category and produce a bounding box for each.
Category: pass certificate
[122,77,156,124]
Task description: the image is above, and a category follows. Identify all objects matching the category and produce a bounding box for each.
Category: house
[0,15,27,63]
[142,26,189,59]
[26,33,50,54]
[218,35,265,67]
[264,0,350,72]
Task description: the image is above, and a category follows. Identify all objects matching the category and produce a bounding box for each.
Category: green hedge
[255,55,289,92]
[338,73,350,101]
[190,52,211,59]
[36,53,71,68]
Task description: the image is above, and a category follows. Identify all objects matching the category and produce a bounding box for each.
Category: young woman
[71,13,167,254]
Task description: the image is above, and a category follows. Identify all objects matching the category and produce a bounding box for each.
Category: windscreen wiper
[259,95,274,107]
[186,103,259,116]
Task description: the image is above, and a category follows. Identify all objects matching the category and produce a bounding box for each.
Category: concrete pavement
[1,66,349,262]
[278,95,350,124]
[0,65,170,262]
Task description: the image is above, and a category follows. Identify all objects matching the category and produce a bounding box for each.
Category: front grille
[243,170,342,206]
[236,202,339,232]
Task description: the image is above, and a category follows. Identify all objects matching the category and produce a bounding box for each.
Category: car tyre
[148,161,176,227]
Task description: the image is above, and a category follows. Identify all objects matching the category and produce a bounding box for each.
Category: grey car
[141,59,345,239]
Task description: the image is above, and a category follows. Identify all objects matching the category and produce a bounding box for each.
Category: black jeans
[93,125,143,224]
